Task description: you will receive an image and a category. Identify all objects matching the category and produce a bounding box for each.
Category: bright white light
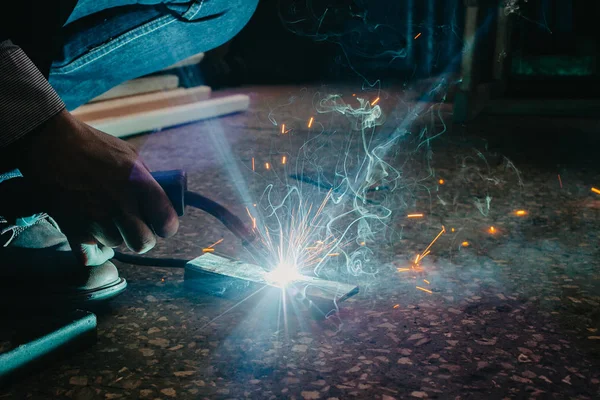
[265,263,302,287]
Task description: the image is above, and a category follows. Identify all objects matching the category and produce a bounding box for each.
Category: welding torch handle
[150,170,187,216]
[150,170,255,244]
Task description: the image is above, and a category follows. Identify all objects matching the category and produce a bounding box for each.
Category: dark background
[199,0,599,97]
[201,0,464,86]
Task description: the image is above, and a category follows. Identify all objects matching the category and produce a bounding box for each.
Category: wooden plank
[90,75,180,103]
[72,86,211,122]
[161,53,205,71]
[87,94,250,138]
[184,253,359,318]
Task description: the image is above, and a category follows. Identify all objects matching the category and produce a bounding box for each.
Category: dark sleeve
[0,1,77,148]
[0,40,65,148]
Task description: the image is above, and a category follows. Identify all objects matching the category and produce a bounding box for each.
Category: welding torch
[112,169,259,267]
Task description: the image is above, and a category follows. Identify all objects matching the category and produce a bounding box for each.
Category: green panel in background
[512,55,596,77]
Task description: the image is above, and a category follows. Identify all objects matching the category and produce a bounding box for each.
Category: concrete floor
[3,85,600,399]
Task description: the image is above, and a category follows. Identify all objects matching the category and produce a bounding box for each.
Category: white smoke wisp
[246,93,405,283]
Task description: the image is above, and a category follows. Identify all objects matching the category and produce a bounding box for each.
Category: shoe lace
[0,213,52,247]
[0,225,27,247]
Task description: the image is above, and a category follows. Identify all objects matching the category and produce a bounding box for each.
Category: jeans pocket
[177,0,233,22]
[181,1,205,20]
[161,0,210,22]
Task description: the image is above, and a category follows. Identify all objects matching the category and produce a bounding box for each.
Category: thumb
[68,237,115,266]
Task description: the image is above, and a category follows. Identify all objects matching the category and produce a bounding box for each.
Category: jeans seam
[54,0,206,75]
[182,0,204,20]
[52,14,178,75]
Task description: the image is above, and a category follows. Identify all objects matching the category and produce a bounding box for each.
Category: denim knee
[50,0,259,109]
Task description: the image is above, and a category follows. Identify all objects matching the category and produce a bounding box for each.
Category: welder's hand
[8,109,179,258]
[74,242,115,267]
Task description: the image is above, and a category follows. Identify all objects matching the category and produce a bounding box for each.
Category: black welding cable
[112,252,188,268]
[184,190,255,244]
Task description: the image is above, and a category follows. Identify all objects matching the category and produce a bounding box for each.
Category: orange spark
[515,210,527,216]
[397,268,410,272]
[207,238,224,248]
[451,228,455,232]
[252,157,255,171]
[558,174,563,188]
[328,253,340,257]
[393,304,400,309]
[423,279,430,284]
[371,97,380,106]
[488,226,496,234]
[438,179,445,185]
[245,207,257,229]
[281,124,285,134]
[461,241,470,247]
[411,226,445,271]
[308,117,314,128]
[407,213,424,218]
[592,187,600,195]
[420,226,446,259]
[202,248,215,253]
[282,156,287,165]
[414,32,422,39]
[360,241,366,246]
[416,286,432,294]
[265,162,270,170]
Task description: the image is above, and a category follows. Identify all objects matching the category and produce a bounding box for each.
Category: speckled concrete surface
[2,85,600,399]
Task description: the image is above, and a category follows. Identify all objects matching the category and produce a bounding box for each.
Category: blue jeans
[51,0,258,110]
[0,0,257,192]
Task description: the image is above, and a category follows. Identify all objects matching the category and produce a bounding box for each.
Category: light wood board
[90,75,180,103]
[161,53,205,71]
[73,86,211,122]
[87,94,250,138]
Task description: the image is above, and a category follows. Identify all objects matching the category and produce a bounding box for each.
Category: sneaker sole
[66,277,128,303]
